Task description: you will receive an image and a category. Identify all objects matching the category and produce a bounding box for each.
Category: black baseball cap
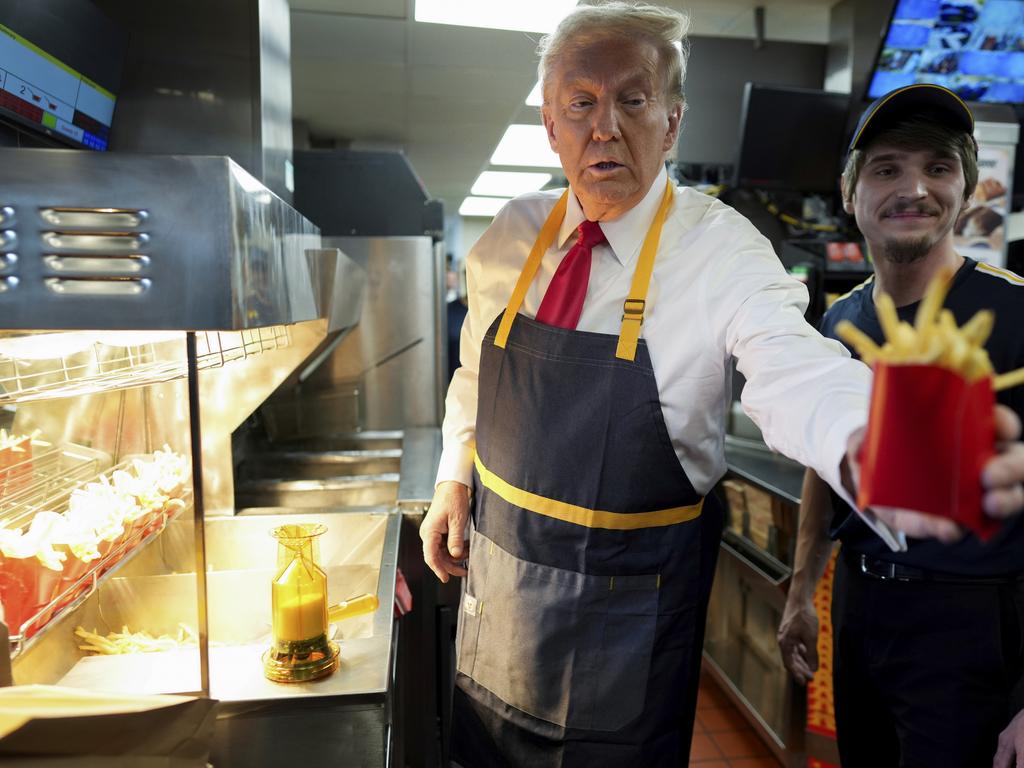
[848,83,975,156]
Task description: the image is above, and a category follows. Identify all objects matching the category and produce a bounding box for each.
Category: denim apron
[451,181,724,767]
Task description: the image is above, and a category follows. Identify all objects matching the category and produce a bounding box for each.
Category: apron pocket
[457,528,659,732]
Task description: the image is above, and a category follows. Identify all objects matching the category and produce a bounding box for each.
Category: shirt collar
[557,166,669,267]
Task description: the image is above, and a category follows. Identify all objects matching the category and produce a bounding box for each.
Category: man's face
[541,36,682,221]
[845,141,968,264]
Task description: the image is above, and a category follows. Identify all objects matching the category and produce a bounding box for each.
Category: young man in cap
[778,83,1024,767]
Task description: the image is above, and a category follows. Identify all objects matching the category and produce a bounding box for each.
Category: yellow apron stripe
[616,180,674,361]
[474,453,703,530]
[495,191,569,349]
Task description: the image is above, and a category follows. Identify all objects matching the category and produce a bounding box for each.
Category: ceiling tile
[409,22,542,70]
[290,12,407,64]
[294,88,407,141]
[290,0,406,17]
[409,66,532,102]
[292,59,407,95]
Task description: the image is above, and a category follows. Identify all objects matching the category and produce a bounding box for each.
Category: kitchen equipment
[263,522,378,683]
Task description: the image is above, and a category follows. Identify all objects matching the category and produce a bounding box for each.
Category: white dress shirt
[440,168,884,541]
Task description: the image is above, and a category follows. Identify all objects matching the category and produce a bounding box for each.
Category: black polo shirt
[821,257,1024,576]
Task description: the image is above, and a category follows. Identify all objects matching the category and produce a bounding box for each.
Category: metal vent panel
[0,151,320,330]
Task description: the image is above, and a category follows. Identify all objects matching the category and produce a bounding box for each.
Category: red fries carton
[857,362,997,540]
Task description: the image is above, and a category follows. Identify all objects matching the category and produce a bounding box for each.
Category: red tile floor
[690,669,783,768]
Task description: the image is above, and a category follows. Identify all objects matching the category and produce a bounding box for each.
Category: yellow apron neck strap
[615,179,674,361]
[494,190,569,349]
[494,179,675,361]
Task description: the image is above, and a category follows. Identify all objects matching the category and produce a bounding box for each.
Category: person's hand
[993,709,1024,768]
[982,405,1024,519]
[777,592,819,685]
[844,405,1024,542]
[421,481,470,583]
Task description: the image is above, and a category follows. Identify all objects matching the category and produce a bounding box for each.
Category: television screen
[0,0,125,150]
[733,83,851,194]
[867,0,1024,104]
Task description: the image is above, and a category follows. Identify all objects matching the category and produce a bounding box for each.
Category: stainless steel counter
[396,426,443,510]
[724,435,805,505]
[214,509,400,704]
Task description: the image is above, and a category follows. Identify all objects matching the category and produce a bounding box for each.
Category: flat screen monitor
[0,0,125,150]
[733,83,851,194]
[867,0,1024,104]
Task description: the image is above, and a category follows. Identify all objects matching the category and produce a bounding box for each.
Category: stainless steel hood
[0,149,321,330]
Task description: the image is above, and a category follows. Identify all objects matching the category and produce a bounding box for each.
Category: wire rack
[195,325,291,367]
[0,326,291,405]
[8,492,192,655]
[2,448,192,652]
[0,442,110,526]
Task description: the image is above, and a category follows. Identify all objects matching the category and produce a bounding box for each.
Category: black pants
[832,552,1024,768]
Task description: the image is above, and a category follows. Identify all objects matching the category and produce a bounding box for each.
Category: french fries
[75,623,196,655]
[836,266,1024,390]
[995,368,1024,392]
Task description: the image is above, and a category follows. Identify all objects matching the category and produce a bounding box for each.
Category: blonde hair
[538,2,690,110]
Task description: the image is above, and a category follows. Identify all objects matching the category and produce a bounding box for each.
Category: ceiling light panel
[471,171,551,197]
[459,197,511,217]
[415,0,579,33]
[490,125,561,168]
[525,81,543,107]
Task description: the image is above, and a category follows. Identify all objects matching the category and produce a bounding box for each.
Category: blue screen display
[868,0,1024,104]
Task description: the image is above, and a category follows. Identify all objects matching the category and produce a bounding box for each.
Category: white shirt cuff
[435,442,475,489]
[819,410,907,553]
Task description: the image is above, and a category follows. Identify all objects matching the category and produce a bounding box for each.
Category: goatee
[880,236,931,264]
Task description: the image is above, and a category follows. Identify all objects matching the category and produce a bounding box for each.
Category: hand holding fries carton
[838,268,1024,540]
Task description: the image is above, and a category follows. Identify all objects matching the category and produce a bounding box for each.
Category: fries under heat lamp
[837,267,1024,539]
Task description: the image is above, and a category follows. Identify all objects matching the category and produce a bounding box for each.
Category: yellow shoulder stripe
[976,262,1024,286]
[474,454,702,530]
[832,273,875,305]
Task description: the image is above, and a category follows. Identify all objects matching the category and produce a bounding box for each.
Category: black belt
[850,552,1024,585]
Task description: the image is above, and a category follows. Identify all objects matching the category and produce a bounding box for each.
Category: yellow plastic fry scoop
[328,593,380,623]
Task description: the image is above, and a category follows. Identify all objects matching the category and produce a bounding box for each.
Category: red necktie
[535,220,606,329]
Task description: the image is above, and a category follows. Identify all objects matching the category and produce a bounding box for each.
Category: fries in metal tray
[75,624,196,655]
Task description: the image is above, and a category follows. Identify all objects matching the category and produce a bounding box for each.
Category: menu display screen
[0,21,113,149]
[868,0,1024,104]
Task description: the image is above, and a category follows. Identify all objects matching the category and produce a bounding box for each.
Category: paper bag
[0,685,216,768]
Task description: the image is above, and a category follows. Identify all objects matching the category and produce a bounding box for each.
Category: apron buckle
[622,298,646,323]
